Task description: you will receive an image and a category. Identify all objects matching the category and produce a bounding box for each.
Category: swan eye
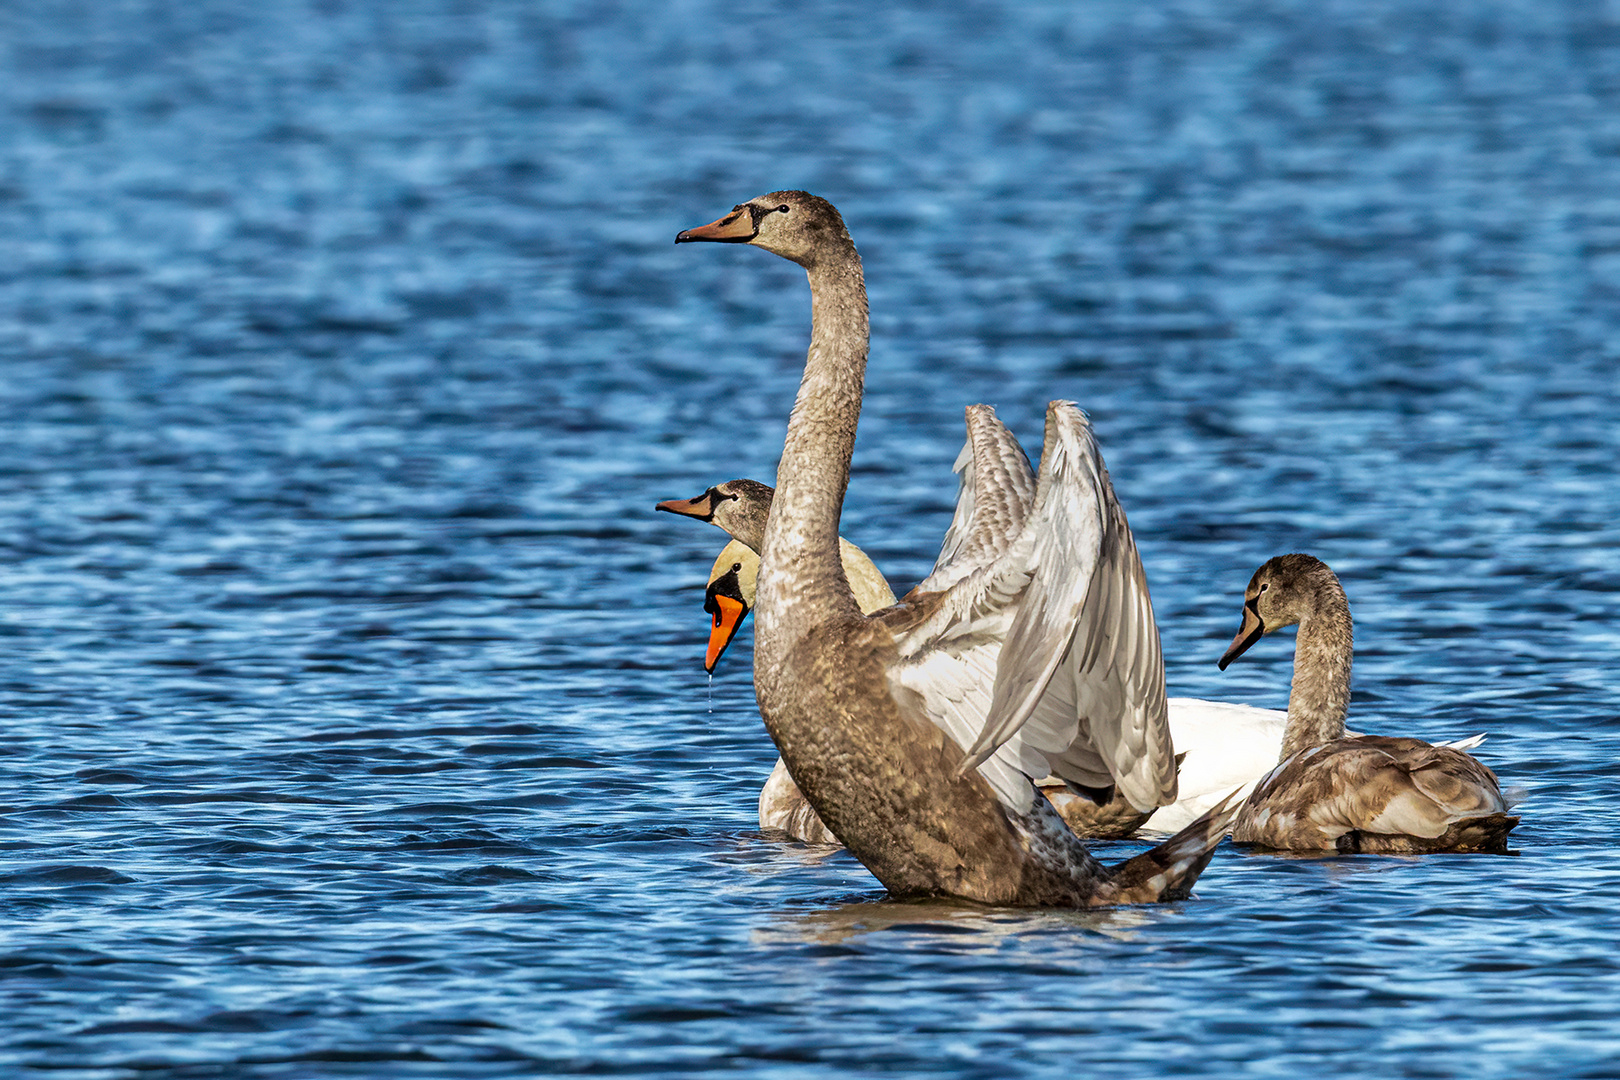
[776,204,790,214]
[731,563,742,572]
[1259,583,1269,594]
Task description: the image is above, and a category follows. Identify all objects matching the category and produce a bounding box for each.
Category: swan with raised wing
[1217,553,1518,853]
[674,190,1236,905]
[663,472,1272,841]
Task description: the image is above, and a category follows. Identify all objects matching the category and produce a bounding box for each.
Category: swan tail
[1095,790,1240,906]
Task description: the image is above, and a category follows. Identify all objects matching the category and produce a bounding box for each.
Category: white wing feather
[892,402,1177,815]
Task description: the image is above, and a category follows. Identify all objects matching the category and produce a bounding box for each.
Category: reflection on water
[0,0,1618,1076]
[755,897,1159,950]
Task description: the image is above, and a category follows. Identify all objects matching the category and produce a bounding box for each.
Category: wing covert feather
[917,405,1036,594]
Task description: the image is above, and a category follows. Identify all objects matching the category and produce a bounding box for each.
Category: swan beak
[676,208,757,244]
[696,592,745,676]
[656,491,717,521]
[1218,602,1265,670]
[702,563,750,673]
[705,594,748,672]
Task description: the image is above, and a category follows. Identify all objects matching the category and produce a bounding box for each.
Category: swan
[674,190,1236,905]
[666,480,1263,840]
[1216,553,1519,853]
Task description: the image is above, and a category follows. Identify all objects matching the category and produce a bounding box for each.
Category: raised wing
[915,405,1036,595]
[894,402,1175,815]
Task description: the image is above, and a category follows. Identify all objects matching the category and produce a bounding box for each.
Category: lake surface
[1,0,1617,1076]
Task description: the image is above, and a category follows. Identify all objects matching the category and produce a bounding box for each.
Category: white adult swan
[675,190,1235,905]
[1217,553,1518,853]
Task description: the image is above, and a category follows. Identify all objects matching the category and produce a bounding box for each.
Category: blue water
[1,0,1617,1076]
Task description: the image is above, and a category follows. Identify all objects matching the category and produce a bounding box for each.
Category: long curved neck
[757,253,867,632]
[1279,590,1353,760]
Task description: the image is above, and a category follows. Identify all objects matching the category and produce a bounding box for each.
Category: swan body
[675,190,1236,905]
[1137,698,1295,836]
[1216,553,1518,854]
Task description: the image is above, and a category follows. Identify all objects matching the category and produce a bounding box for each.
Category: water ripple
[0,0,1617,1077]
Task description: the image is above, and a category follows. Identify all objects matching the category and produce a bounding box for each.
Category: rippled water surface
[1,1,1618,1076]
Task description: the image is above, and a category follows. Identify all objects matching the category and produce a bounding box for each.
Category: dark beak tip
[1216,656,1231,671]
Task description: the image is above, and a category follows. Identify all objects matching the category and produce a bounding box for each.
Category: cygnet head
[654,478,774,550]
[1218,553,1345,670]
[675,190,854,268]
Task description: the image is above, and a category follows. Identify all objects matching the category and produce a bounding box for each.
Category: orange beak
[705,593,748,673]
[675,206,758,244]
[702,562,751,673]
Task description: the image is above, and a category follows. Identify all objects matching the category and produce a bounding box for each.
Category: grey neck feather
[1279,581,1354,761]
[722,499,770,554]
[755,252,867,633]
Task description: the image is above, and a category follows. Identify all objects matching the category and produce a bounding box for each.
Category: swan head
[701,540,759,672]
[675,191,855,268]
[654,478,774,550]
[1218,553,1344,669]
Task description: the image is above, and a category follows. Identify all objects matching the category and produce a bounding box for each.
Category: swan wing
[885,629,1044,812]
[884,403,1074,814]
[915,405,1036,595]
[958,402,1175,811]
[890,402,1174,814]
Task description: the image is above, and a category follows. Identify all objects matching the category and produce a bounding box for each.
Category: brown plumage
[1218,554,1518,854]
[663,480,1163,843]
[676,190,1236,905]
